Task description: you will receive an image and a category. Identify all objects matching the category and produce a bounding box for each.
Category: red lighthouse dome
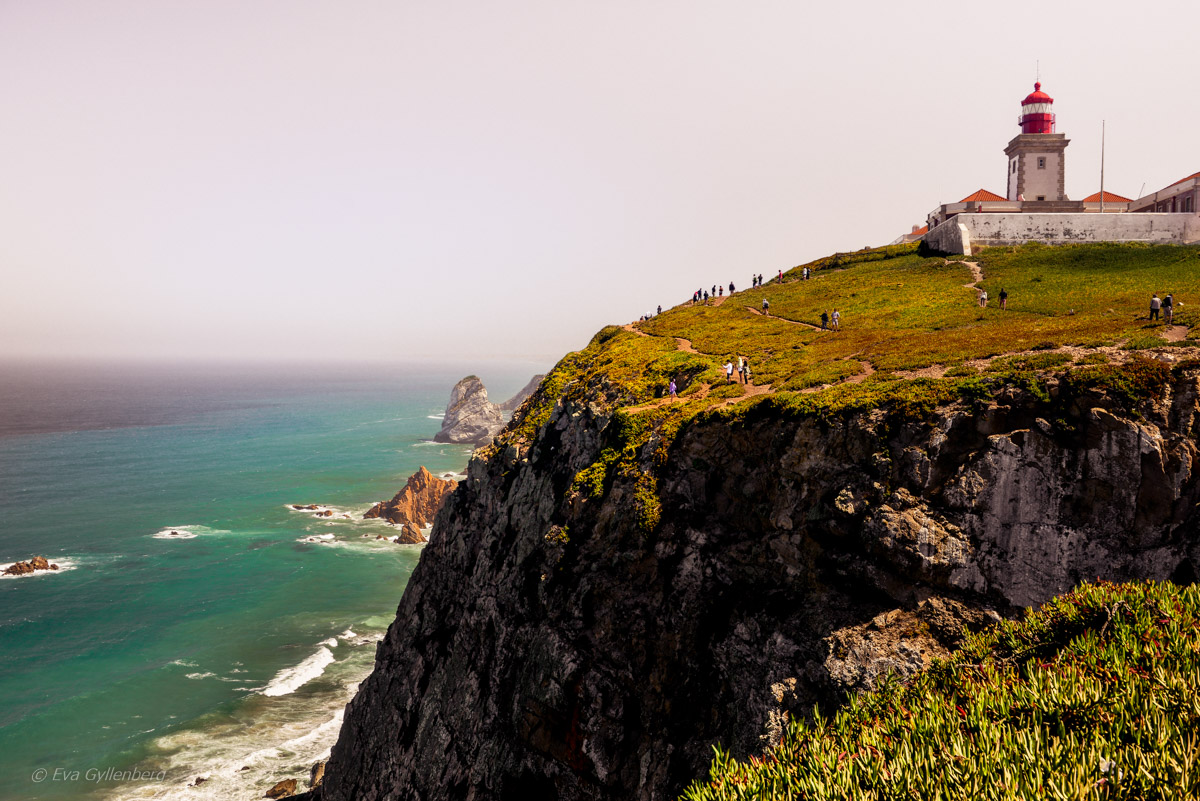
[1019,82,1055,134]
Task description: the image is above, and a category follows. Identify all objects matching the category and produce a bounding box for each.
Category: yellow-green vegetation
[682,580,1200,801]
[505,243,1200,534]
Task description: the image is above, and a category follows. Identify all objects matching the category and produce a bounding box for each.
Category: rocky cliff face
[499,374,547,412]
[316,367,1200,801]
[363,467,456,543]
[434,376,506,446]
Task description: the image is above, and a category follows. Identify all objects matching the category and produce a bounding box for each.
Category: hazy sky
[2,1,1197,364]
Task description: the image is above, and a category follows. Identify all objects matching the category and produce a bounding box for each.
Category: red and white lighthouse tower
[1005,81,1070,202]
[1018,82,1056,134]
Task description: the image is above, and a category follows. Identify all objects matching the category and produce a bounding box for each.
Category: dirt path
[713,381,773,408]
[675,337,697,353]
[744,305,825,331]
[1162,325,1188,342]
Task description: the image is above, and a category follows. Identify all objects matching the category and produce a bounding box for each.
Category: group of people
[749,273,765,288]
[691,281,742,304]
[977,288,1009,309]
[723,355,752,385]
[819,309,840,331]
[1150,293,1177,323]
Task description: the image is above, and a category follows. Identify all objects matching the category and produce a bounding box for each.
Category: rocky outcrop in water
[433,376,506,446]
[314,367,1200,801]
[363,467,455,541]
[4,556,58,576]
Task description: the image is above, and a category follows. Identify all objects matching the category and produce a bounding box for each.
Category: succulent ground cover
[680,580,1200,800]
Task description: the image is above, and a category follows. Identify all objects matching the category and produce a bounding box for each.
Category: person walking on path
[656,305,662,316]
[762,298,770,315]
[737,355,746,384]
[820,310,829,330]
[803,267,810,281]
[703,290,709,303]
[1164,294,1174,323]
[777,269,783,283]
[718,286,724,297]
[758,273,763,287]
[999,288,1008,309]
[978,288,988,308]
[729,282,736,294]
[831,309,840,331]
[743,359,752,386]
[668,378,677,399]
[724,360,734,383]
[1150,294,1162,321]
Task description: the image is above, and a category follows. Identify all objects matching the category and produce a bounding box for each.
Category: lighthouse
[1004,82,1070,203]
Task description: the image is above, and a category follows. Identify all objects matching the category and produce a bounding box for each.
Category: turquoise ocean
[0,360,542,801]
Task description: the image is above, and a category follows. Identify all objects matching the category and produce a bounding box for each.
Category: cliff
[499,374,547,411]
[311,243,1200,800]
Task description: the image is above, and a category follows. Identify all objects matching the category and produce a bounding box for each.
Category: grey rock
[318,370,1200,801]
[432,376,505,445]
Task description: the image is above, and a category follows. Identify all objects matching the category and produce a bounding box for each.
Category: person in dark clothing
[1164,294,1174,323]
[820,310,829,330]
[657,305,662,315]
[703,290,709,302]
[729,282,736,294]
[999,288,1008,309]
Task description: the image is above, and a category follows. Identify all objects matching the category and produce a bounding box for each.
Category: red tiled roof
[960,189,1006,202]
[1169,171,1200,188]
[1082,191,1132,203]
[913,224,928,236]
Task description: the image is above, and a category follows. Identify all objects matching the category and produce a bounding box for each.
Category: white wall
[925,213,1200,255]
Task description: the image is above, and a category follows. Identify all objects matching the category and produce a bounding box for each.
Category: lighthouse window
[1011,160,1017,174]
[1037,157,1046,169]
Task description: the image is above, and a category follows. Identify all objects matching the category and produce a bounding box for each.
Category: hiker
[1164,294,1174,323]
[803,267,810,281]
[777,269,783,282]
[729,282,736,294]
[724,360,734,383]
[737,355,745,383]
[999,288,1008,309]
[751,274,757,288]
[820,310,829,330]
[1150,293,1161,321]
[657,305,662,315]
[744,359,752,385]
[979,288,988,307]
[703,290,709,302]
[712,285,717,297]
[758,273,763,287]
[668,378,677,399]
[719,286,724,297]
[762,298,770,315]
[831,309,840,331]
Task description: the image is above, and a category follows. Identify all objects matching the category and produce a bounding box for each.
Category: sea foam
[260,646,336,697]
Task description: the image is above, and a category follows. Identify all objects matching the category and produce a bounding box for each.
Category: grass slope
[680,580,1200,800]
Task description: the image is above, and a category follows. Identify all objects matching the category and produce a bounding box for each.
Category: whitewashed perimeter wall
[925,214,1200,256]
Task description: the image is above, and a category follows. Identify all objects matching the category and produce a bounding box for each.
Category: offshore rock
[433,376,505,445]
[4,557,57,576]
[363,467,454,531]
[319,370,1200,801]
[264,778,297,798]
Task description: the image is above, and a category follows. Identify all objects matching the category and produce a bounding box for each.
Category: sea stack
[363,466,456,543]
[433,376,505,446]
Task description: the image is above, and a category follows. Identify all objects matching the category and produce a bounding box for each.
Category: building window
[1011,160,1017,174]
[1036,195,1046,201]
[1037,157,1046,169]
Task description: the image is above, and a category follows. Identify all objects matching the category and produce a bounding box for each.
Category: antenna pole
[1100,120,1106,213]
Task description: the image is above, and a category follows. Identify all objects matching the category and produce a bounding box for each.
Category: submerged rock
[363,466,454,534]
[263,778,297,798]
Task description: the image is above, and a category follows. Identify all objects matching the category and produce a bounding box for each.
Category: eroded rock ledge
[314,368,1200,801]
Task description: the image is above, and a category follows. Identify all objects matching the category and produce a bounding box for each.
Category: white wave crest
[260,647,336,697]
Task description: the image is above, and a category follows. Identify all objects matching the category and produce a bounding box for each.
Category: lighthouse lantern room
[1019,82,1056,134]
